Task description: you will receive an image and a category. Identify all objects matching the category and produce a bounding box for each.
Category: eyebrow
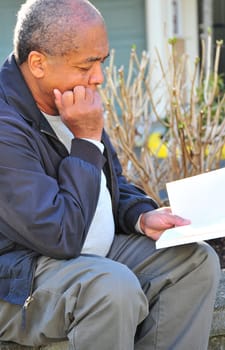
[85,52,110,63]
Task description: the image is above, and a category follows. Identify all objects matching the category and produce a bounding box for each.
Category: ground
[209,238,225,268]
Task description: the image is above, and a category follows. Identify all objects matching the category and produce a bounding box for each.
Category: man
[0,0,220,349]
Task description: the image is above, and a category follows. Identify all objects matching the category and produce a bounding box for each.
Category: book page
[156,217,225,249]
[156,167,225,249]
[167,167,225,224]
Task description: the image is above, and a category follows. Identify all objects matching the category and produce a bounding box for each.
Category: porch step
[208,268,225,349]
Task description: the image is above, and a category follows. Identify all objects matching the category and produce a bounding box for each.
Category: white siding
[91,0,146,69]
[0,1,23,64]
[0,0,146,69]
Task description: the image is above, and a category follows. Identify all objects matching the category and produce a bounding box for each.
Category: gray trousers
[0,233,220,350]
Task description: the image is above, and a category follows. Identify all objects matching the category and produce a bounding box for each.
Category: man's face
[34,22,109,114]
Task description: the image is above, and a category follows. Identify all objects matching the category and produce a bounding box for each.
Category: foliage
[99,35,225,205]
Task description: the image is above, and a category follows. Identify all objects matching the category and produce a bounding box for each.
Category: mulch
[208,238,225,268]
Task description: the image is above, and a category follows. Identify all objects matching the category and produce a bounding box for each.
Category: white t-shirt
[43,114,115,256]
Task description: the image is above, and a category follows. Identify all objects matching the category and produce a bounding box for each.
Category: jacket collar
[0,54,108,158]
[0,53,55,136]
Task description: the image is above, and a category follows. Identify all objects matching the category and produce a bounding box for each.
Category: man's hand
[54,86,104,140]
[140,207,191,241]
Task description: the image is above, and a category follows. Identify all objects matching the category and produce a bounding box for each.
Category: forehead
[72,21,109,56]
[46,21,109,66]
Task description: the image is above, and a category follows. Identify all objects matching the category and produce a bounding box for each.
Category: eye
[78,66,92,72]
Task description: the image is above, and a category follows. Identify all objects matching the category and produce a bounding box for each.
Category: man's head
[14,0,109,114]
[14,0,106,65]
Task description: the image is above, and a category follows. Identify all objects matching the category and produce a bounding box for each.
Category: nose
[88,62,104,86]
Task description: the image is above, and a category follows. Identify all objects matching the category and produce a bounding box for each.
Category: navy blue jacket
[0,54,158,306]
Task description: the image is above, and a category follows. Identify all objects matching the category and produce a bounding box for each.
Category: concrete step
[208,269,225,349]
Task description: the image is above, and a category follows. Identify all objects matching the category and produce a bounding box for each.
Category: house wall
[0,0,23,64]
[91,0,146,70]
[0,0,199,71]
[0,0,146,70]
[212,0,225,73]
[145,0,199,68]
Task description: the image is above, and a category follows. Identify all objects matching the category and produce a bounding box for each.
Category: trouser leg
[0,254,148,350]
[107,233,220,350]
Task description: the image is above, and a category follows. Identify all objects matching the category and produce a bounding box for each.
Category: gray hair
[14,0,104,65]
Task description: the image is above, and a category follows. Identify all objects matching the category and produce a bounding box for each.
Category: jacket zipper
[40,129,59,140]
[23,295,34,309]
[21,261,36,328]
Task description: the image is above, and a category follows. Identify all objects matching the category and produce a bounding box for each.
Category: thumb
[173,215,191,227]
[53,88,62,112]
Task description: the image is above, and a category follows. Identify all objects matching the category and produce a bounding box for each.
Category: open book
[156,167,225,249]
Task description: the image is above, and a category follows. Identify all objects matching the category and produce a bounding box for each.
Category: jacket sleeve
[103,131,159,235]
[0,107,105,259]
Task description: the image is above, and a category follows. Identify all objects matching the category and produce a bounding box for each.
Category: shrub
[100,35,225,205]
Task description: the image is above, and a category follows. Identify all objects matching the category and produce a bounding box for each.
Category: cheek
[70,71,90,86]
[44,64,91,92]
[57,73,89,91]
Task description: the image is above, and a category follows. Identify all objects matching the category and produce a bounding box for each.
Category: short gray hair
[14,0,104,65]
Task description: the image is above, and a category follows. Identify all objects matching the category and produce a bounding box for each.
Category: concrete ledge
[208,268,225,349]
[1,270,225,349]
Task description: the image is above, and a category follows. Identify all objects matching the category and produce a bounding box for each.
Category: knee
[197,242,221,285]
[96,259,148,316]
[102,259,144,299]
[168,242,220,291]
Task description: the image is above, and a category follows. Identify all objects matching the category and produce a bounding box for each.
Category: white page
[166,167,225,225]
[156,217,225,249]
[156,167,225,249]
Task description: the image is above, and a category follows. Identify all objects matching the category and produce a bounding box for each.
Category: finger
[93,89,102,103]
[173,215,191,226]
[93,90,104,112]
[73,86,85,102]
[61,90,74,107]
[53,88,63,111]
[85,87,94,103]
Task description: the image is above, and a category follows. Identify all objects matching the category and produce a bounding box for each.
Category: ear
[27,51,47,78]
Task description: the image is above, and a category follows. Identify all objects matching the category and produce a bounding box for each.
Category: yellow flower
[147,132,168,158]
